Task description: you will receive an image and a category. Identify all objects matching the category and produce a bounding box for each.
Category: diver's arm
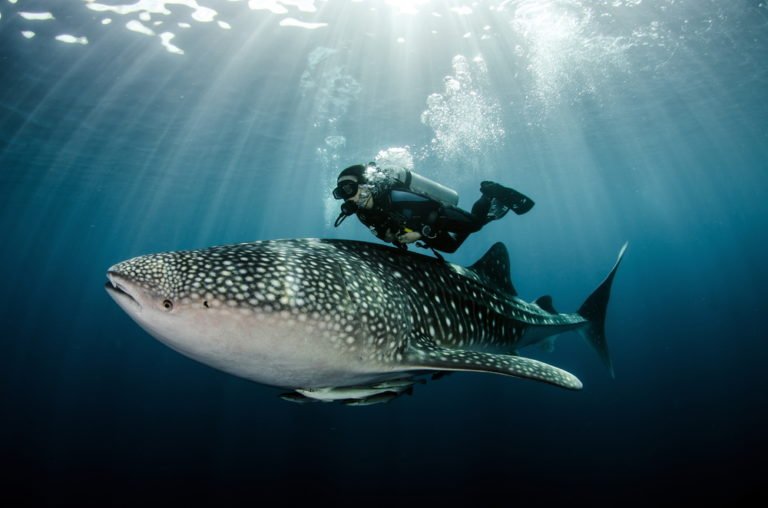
[363,215,406,247]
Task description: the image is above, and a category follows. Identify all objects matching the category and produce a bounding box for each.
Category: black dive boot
[480,181,535,215]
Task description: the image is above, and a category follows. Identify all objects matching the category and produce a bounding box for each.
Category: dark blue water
[1,0,766,503]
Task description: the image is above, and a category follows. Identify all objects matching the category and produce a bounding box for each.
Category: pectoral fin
[404,336,582,390]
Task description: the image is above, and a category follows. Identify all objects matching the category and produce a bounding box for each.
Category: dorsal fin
[468,242,517,296]
[534,295,558,314]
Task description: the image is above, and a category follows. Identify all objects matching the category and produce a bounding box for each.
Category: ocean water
[1,0,766,503]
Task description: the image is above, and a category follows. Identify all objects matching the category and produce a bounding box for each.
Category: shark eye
[162,299,174,311]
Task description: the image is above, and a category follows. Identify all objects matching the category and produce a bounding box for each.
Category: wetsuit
[357,184,493,254]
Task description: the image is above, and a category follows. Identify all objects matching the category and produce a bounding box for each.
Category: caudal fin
[577,242,628,378]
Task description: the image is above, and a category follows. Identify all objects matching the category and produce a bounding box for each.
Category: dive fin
[405,335,582,390]
[480,181,535,215]
[577,242,628,378]
[503,187,535,215]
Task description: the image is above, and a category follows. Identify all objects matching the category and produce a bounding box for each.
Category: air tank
[390,167,459,207]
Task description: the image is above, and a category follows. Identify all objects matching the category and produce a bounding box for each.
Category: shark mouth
[105,273,141,310]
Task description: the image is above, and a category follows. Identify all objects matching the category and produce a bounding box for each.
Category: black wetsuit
[356,185,493,254]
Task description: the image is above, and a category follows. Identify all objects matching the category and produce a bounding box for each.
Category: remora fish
[105,239,626,404]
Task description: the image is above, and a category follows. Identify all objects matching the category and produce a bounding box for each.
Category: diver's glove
[397,231,422,244]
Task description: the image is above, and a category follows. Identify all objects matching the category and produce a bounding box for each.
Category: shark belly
[138,305,403,389]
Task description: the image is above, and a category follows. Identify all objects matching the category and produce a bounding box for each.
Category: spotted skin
[106,239,626,400]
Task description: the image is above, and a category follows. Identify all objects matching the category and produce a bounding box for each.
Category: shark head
[105,251,197,348]
[105,241,373,388]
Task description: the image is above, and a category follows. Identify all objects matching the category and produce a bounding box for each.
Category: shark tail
[576,242,628,378]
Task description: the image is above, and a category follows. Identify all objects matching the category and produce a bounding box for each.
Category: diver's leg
[425,232,462,253]
[440,205,485,232]
[471,192,509,222]
[427,205,489,253]
[470,195,492,224]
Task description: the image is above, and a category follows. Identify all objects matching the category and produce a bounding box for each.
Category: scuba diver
[332,162,534,256]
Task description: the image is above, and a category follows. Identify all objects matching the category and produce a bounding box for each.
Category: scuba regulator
[334,200,358,228]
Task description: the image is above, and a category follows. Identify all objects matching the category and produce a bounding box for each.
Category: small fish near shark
[105,239,627,405]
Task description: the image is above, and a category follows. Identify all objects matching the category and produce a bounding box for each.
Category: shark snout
[105,270,142,311]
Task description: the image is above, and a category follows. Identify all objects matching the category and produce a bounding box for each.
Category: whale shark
[105,239,626,405]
